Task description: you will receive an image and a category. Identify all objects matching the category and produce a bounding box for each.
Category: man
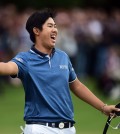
[0,9,119,134]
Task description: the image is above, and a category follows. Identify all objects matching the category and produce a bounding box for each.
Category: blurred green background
[0,78,119,134]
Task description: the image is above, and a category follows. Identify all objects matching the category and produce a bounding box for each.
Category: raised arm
[69,78,120,116]
[0,61,18,76]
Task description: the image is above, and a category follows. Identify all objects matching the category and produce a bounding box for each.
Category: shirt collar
[30,45,55,57]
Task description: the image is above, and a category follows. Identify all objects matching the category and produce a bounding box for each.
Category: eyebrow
[47,23,56,26]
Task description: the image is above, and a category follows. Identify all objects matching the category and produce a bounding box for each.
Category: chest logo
[59,65,68,70]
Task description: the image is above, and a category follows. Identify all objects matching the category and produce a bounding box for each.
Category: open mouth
[51,35,56,42]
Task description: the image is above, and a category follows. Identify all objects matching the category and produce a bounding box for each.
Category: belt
[26,121,74,129]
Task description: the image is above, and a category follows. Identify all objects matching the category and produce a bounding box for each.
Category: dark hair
[26,8,55,43]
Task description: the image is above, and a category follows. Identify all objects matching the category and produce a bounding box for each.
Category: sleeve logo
[15,57,23,63]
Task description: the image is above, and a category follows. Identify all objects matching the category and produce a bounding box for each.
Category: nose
[52,27,58,34]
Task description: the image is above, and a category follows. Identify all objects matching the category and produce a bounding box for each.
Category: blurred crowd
[0,4,120,100]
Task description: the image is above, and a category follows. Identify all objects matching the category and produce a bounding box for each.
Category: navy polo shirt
[11,46,77,123]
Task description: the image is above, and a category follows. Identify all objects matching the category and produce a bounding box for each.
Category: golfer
[0,9,119,134]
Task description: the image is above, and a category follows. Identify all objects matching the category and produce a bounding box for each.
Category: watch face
[115,103,120,116]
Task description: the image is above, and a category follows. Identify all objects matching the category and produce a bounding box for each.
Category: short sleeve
[11,52,28,79]
[68,57,77,83]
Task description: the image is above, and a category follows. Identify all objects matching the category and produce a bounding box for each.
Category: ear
[33,27,40,35]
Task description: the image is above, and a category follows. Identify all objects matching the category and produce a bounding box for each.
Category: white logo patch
[59,65,68,70]
[15,57,23,63]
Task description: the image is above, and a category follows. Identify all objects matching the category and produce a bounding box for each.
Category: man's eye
[48,25,52,27]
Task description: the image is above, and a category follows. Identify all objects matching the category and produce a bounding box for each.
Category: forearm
[76,84,104,111]
[70,79,120,116]
[70,80,105,112]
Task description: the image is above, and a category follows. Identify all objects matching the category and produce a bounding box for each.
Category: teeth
[51,35,56,40]
[51,36,55,38]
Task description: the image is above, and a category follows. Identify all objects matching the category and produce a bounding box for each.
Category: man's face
[40,17,58,49]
